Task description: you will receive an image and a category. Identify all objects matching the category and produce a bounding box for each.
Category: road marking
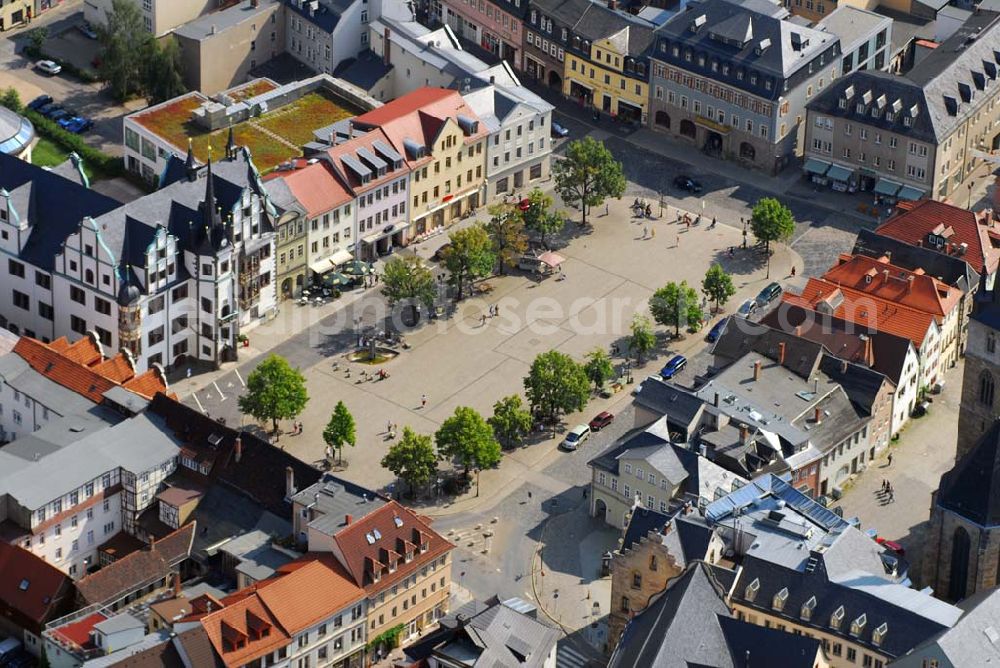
[191,392,206,414]
[213,381,226,402]
[235,368,246,387]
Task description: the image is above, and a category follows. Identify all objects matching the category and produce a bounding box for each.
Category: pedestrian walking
[888,489,894,503]
[387,420,393,434]
[888,452,893,467]
[528,491,533,501]
[605,203,609,216]
[421,394,427,408]
[643,226,648,239]
[481,313,487,326]
[676,234,680,248]
[729,246,735,257]
[791,265,797,277]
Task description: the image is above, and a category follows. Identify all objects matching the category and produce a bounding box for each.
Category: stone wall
[921,502,1000,601]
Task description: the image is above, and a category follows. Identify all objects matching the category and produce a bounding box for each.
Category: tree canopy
[521,188,566,247]
[323,401,356,464]
[702,264,737,312]
[488,395,533,449]
[650,281,704,336]
[523,350,590,420]
[750,197,796,253]
[628,315,657,363]
[435,406,502,477]
[485,202,528,275]
[584,348,615,389]
[96,0,185,102]
[238,355,309,434]
[381,255,437,323]
[552,137,625,226]
[443,225,495,300]
[381,428,438,497]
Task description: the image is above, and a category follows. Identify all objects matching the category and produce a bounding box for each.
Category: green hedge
[24,109,124,178]
[23,44,99,84]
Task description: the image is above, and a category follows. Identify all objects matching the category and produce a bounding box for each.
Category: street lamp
[968,181,976,210]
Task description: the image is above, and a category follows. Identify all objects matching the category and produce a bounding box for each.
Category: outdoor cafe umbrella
[342,260,373,276]
[322,272,353,287]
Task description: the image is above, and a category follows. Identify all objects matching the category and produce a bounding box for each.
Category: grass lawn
[31,137,106,182]
[132,91,363,173]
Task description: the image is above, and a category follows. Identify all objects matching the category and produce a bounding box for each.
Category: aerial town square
[0,0,999,666]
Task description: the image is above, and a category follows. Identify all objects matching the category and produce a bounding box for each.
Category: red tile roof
[75,524,195,606]
[331,501,453,593]
[49,612,107,652]
[253,555,364,634]
[272,161,353,218]
[0,541,74,632]
[877,200,1000,276]
[352,88,488,169]
[782,278,937,348]
[200,595,290,668]
[822,254,962,318]
[323,127,411,194]
[13,336,171,403]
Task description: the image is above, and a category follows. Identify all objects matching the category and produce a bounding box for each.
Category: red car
[588,411,614,431]
[876,537,905,556]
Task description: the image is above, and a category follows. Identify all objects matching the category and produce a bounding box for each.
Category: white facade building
[286,0,370,74]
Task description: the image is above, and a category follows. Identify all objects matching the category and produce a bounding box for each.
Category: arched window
[979,371,995,407]
[85,269,95,285]
[948,527,971,601]
[649,555,658,571]
[988,333,996,354]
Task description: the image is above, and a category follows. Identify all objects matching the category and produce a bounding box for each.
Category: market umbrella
[342,260,373,276]
[323,272,353,287]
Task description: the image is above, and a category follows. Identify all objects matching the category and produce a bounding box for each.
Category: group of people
[880,478,895,503]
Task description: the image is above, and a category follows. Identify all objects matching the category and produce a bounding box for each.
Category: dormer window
[830,605,845,630]
[405,550,414,563]
[856,103,865,114]
[886,111,895,122]
[839,98,847,109]
[903,116,912,127]
[850,613,867,636]
[801,596,817,621]
[772,587,789,611]
[872,622,887,646]
[420,541,429,553]
[745,578,760,602]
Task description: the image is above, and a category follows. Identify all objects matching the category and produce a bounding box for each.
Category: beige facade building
[0,0,32,32]
[173,0,286,96]
[351,88,488,238]
[85,0,214,36]
[804,11,1000,202]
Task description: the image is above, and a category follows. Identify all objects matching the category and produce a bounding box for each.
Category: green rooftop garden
[133,90,362,173]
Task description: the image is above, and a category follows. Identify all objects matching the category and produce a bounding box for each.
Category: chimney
[345,514,353,525]
[778,342,786,365]
[608,0,618,8]
[234,436,243,463]
[173,572,182,598]
[714,392,720,407]
[149,535,157,551]
[286,466,296,498]
[753,360,762,381]
[739,424,749,444]
[813,377,819,394]
[383,28,391,66]
[814,407,822,424]
[906,275,915,292]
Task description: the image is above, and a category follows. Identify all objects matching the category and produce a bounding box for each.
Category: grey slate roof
[892,588,1000,667]
[292,473,387,536]
[589,429,670,475]
[807,10,1000,143]
[608,562,733,668]
[853,229,978,293]
[335,50,394,91]
[174,0,280,40]
[654,0,836,101]
[633,377,705,436]
[0,152,121,271]
[935,419,1000,527]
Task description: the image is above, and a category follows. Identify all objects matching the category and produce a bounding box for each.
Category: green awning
[873,178,902,197]
[827,164,854,182]
[897,185,925,201]
[804,157,832,176]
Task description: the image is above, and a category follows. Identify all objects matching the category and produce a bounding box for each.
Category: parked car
[588,411,614,431]
[560,424,591,451]
[659,354,687,380]
[35,60,62,76]
[59,116,93,134]
[551,121,569,137]
[27,94,52,111]
[673,175,703,193]
[38,103,60,117]
[706,317,729,343]
[737,299,758,318]
[78,22,98,39]
[755,282,783,307]
[432,243,452,262]
[0,650,31,668]
[876,537,906,556]
[48,108,70,122]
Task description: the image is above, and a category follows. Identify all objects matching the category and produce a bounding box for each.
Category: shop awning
[803,157,832,176]
[309,259,332,275]
[328,248,353,266]
[538,251,566,268]
[873,178,902,197]
[827,164,854,182]
[896,185,925,201]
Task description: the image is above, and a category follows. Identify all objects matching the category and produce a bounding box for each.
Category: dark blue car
[27,94,52,111]
[660,354,687,380]
[59,116,93,134]
[706,317,729,343]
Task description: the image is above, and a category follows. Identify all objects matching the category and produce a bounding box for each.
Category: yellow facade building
[563,25,653,124]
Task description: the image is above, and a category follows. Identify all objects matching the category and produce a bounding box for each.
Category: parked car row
[27,94,94,134]
[0,637,32,668]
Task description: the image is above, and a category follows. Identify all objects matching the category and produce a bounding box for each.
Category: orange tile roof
[331,501,453,593]
[201,595,290,668]
[784,278,937,348]
[254,556,364,634]
[877,199,1000,276]
[323,127,411,194]
[822,254,962,318]
[275,161,354,219]
[352,88,488,169]
[12,336,169,402]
